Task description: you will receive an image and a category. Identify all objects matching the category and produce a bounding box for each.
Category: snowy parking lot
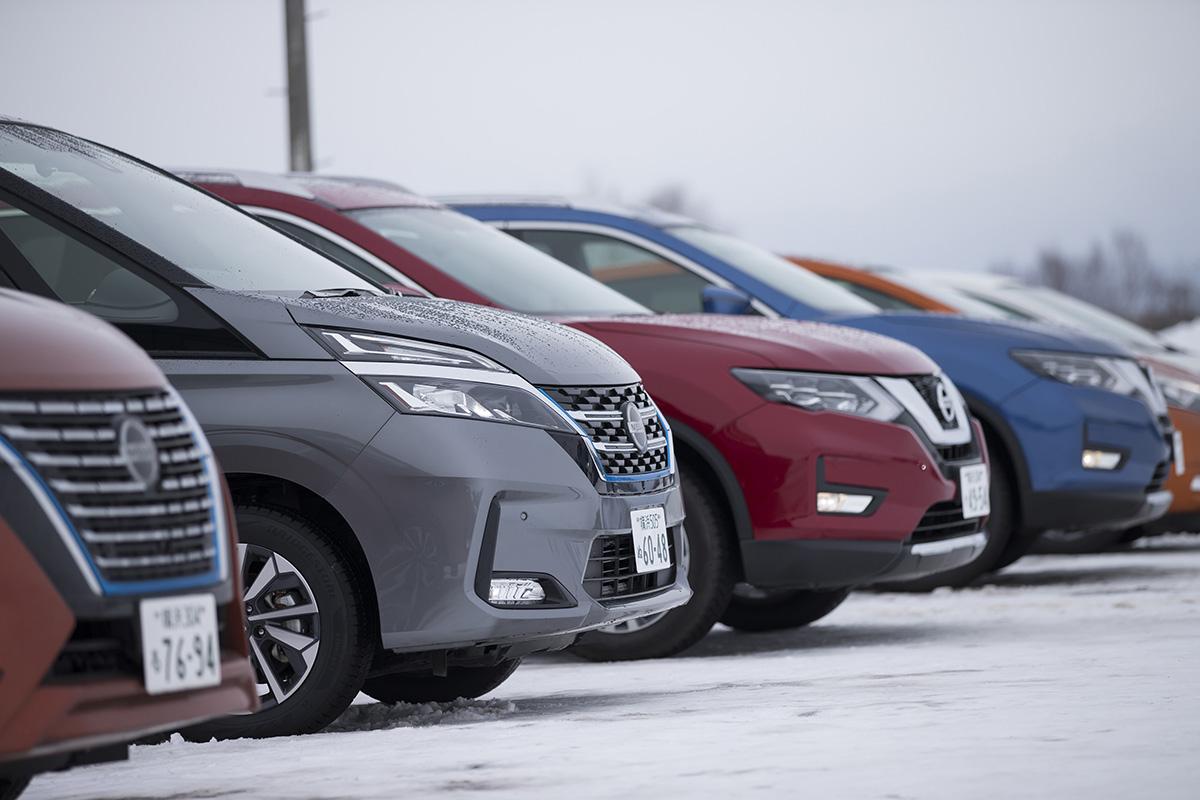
[29,535,1200,800]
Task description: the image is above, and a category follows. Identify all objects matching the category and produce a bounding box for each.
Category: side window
[830,279,921,311]
[258,217,398,287]
[0,207,252,356]
[513,229,713,313]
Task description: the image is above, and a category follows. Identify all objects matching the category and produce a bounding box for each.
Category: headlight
[1012,350,1167,414]
[314,328,508,371]
[732,369,902,422]
[371,376,574,431]
[310,327,574,432]
[1158,374,1200,413]
[1011,350,1130,391]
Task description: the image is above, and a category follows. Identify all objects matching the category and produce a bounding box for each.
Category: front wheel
[570,469,736,661]
[364,659,521,704]
[184,506,372,740]
[720,586,850,632]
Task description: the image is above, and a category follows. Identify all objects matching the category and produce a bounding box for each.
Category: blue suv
[451,197,1175,586]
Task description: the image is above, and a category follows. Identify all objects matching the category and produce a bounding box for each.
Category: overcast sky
[2,0,1197,272]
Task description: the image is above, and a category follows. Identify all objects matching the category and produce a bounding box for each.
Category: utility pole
[284,0,313,172]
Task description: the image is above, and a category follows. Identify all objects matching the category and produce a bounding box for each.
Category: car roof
[438,194,700,228]
[174,168,441,211]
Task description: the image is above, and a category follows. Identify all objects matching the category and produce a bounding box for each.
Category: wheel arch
[960,393,1031,533]
[225,472,382,647]
[667,417,752,580]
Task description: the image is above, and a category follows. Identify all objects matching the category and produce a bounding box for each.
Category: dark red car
[186,171,991,661]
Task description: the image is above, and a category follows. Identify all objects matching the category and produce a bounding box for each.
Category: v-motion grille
[540,383,670,478]
[0,390,222,590]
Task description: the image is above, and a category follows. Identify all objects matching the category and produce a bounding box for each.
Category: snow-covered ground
[28,535,1200,800]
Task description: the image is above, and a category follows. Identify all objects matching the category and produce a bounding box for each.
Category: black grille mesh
[908,375,957,430]
[910,499,985,544]
[540,383,670,477]
[0,390,221,587]
[584,529,678,602]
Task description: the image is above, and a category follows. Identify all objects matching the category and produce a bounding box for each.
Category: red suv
[186,172,991,661]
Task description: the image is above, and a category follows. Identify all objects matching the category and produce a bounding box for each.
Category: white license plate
[630,507,671,574]
[1174,430,1185,476]
[139,594,221,695]
[959,463,991,519]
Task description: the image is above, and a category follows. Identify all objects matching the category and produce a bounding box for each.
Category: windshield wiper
[299,287,385,298]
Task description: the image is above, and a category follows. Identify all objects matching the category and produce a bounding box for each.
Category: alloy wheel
[238,542,322,711]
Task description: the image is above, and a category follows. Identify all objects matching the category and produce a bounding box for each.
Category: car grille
[540,383,670,478]
[1147,460,1170,493]
[0,389,222,590]
[908,375,957,430]
[584,528,678,603]
[46,618,140,681]
[909,499,985,544]
[935,439,979,464]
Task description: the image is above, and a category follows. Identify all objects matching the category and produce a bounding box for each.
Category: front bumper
[1161,405,1200,523]
[739,531,987,590]
[714,403,989,588]
[1002,378,1173,532]
[333,413,691,656]
[0,521,256,771]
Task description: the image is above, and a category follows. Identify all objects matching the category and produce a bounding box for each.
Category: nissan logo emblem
[934,381,957,425]
[118,417,160,490]
[623,401,650,453]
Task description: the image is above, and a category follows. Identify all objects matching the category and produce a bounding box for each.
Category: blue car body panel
[457,203,1172,531]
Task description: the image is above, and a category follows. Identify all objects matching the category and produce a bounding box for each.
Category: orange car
[787,257,1200,533]
[0,291,257,798]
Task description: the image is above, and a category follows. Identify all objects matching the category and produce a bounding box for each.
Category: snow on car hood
[282,295,640,386]
[566,314,937,376]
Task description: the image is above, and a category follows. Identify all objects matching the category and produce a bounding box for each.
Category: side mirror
[387,283,432,298]
[701,285,753,315]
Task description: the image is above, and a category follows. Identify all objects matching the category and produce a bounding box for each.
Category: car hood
[832,311,1134,357]
[280,295,640,386]
[563,314,937,376]
[0,290,166,392]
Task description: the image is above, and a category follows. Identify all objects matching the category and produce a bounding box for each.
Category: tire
[720,587,850,632]
[1032,527,1127,555]
[184,505,372,740]
[364,659,522,704]
[570,466,736,661]
[0,776,30,800]
[884,445,1020,590]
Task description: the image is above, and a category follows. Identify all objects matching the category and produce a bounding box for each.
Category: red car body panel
[193,175,990,588]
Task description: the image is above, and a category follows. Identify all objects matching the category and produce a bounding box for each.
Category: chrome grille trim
[538,383,673,479]
[82,521,215,544]
[592,437,668,454]
[0,388,224,593]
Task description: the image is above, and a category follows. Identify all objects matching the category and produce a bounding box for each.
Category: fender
[667,417,754,541]
[959,390,1034,528]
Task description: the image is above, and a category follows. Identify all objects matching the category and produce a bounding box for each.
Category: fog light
[816,492,873,514]
[488,578,546,605]
[1081,449,1122,470]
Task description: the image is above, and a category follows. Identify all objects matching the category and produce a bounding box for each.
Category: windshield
[667,227,878,315]
[0,124,377,293]
[348,207,650,315]
[885,273,1026,320]
[991,284,1168,352]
